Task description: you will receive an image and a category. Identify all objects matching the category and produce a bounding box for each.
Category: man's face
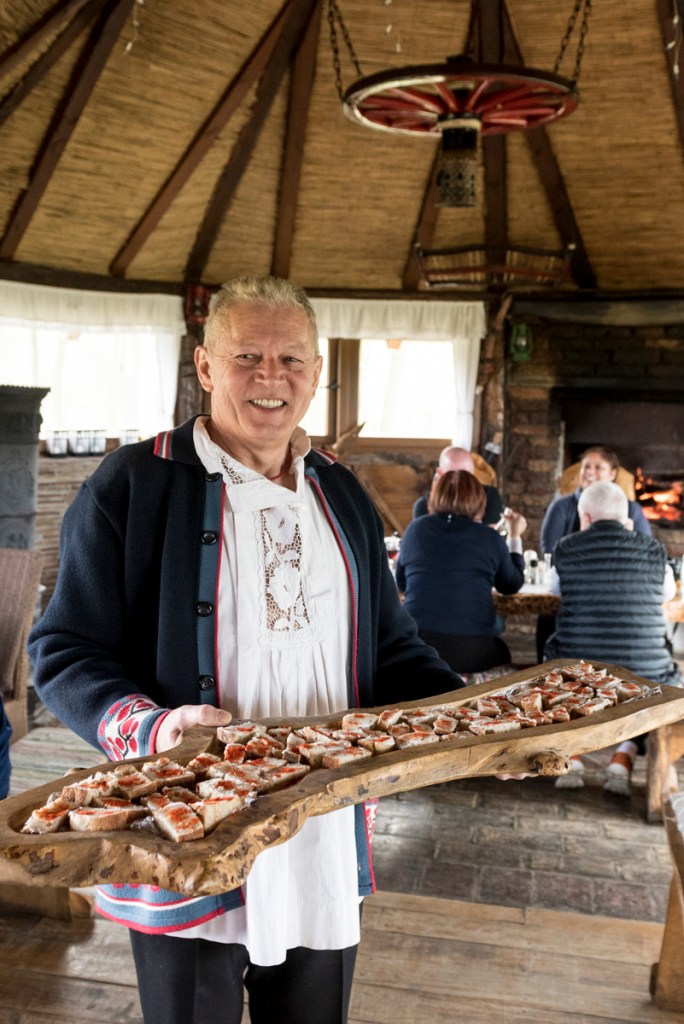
[194,303,322,453]
[579,452,617,489]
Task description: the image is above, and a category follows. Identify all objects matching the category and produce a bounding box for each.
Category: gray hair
[578,481,629,523]
[204,276,319,355]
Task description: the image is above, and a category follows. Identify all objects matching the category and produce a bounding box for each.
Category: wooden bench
[651,791,684,1009]
[646,721,684,822]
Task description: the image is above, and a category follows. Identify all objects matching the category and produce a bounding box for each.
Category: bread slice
[143,792,204,842]
[21,799,71,834]
[192,794,244,831]
[321,746,373,769]
[184,752,223,776]
[110,764,158,799]
[61,771,119,807]
[68,804,144,832]
[141,757,196,788]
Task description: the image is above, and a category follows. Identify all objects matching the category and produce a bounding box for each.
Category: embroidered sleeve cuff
[97,696,169,761]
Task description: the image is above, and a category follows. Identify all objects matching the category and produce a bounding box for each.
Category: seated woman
[396,470,527,683]
[540,445,650,558]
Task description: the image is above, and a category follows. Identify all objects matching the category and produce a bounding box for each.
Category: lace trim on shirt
[261,506,310,632]
[212,444,315,642]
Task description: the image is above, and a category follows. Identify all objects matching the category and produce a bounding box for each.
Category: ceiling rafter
[183,0,320,286]
[403,152,441,289]
[271,1,323,279]
[0,0,134,263]
[109,0,297,278]
[655,0,684,159]
[403,0,595,292]
[479,0,509,265]
[0,0,107,129]
[500,4,595,288]
[0,0,93,83]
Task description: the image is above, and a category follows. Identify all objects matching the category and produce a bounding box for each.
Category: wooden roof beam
[109,0,298,278]
[501,2,596,289]
[0,0,92,82]
[0,0,134,262]
[271,1,323,279]
[402,150,440,290]
[0,0,106,128]
[184,0,320,286]
[480,0,508,265]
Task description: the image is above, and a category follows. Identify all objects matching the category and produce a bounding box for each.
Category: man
[413,445,503,526]
[28,276,461,1024]
[544,481,679,795]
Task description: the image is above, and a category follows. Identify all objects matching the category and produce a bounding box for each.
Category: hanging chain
[553,0,592,84]
[327,0,363,102]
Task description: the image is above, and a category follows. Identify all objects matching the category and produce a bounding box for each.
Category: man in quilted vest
[544,481,680,795]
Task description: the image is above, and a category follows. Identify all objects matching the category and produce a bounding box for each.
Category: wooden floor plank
[0,886,678,1024]
[365,891,664,965]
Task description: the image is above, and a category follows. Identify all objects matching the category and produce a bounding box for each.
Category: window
[0,281,185,441]
[299,337,330,438]
[0,325,181,439]
[357,338,458,439]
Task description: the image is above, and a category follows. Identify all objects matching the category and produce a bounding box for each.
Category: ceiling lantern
[329,0,592,208]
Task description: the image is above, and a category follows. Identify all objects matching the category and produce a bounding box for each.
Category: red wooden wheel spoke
[384,86,448,114]
[464,77,493,112]
[433,80,462,113]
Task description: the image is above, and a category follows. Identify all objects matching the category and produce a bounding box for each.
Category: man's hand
[156,704,232,752]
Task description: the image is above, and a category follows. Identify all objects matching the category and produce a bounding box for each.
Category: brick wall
[35,455,104,605]
[504,320,684,553]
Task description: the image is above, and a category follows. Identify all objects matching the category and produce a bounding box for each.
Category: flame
[636,467,684,524]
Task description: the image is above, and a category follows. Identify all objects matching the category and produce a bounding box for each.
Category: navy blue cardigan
[28,417,462,932]
[29,416,460,747]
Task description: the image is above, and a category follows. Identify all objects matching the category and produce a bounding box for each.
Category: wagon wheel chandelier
[328,0,591,208]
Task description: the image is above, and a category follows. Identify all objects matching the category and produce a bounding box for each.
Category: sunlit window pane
[358,339,456,438]
[299,337,329,437]
[0,325,180,439]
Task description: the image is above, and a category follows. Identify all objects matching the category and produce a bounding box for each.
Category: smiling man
[194,282,322,483]
[28,276,462,1024]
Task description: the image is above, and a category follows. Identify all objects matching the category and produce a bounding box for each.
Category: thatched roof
[1,0,683,305]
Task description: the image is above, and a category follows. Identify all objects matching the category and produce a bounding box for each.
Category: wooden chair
[0,548,43,743]
[557,462,636,500]
[471,451,498,488]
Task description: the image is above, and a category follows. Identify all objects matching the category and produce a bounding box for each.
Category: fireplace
[556,391,684,556]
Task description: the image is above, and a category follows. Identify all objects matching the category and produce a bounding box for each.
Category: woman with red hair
[396,470,527,682]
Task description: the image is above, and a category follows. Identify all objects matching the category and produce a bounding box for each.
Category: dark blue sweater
[27,416,463,932]
[396,513,524,636]
[29,416,461,750]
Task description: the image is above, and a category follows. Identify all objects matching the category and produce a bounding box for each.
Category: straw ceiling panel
[0,0,683,296]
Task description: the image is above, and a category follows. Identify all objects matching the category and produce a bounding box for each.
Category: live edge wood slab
[1,659,684,897]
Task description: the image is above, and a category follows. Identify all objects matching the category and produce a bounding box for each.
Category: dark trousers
[129,930,359,1024]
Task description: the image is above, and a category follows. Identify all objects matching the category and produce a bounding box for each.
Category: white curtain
[311,297,486,448]
[450,335,482,449]
[0,280,185,438]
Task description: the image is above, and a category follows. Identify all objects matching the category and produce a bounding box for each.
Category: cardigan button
[196,602,213,617]
[206,471,222,482]
[201,530,218,544]
[198,675,215,691]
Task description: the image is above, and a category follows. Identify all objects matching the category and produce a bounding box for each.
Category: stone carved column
[0,385,50,549]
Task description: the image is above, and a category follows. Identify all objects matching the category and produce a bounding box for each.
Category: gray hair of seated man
[577,481,629,524]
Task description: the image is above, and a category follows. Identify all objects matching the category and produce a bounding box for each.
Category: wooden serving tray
[1,659,683,897]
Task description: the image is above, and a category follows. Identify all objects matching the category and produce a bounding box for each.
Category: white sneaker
[555,757,585,789]
[603,760,631,797]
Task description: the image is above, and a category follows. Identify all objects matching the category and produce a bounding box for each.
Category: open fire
[635,469,684,526]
